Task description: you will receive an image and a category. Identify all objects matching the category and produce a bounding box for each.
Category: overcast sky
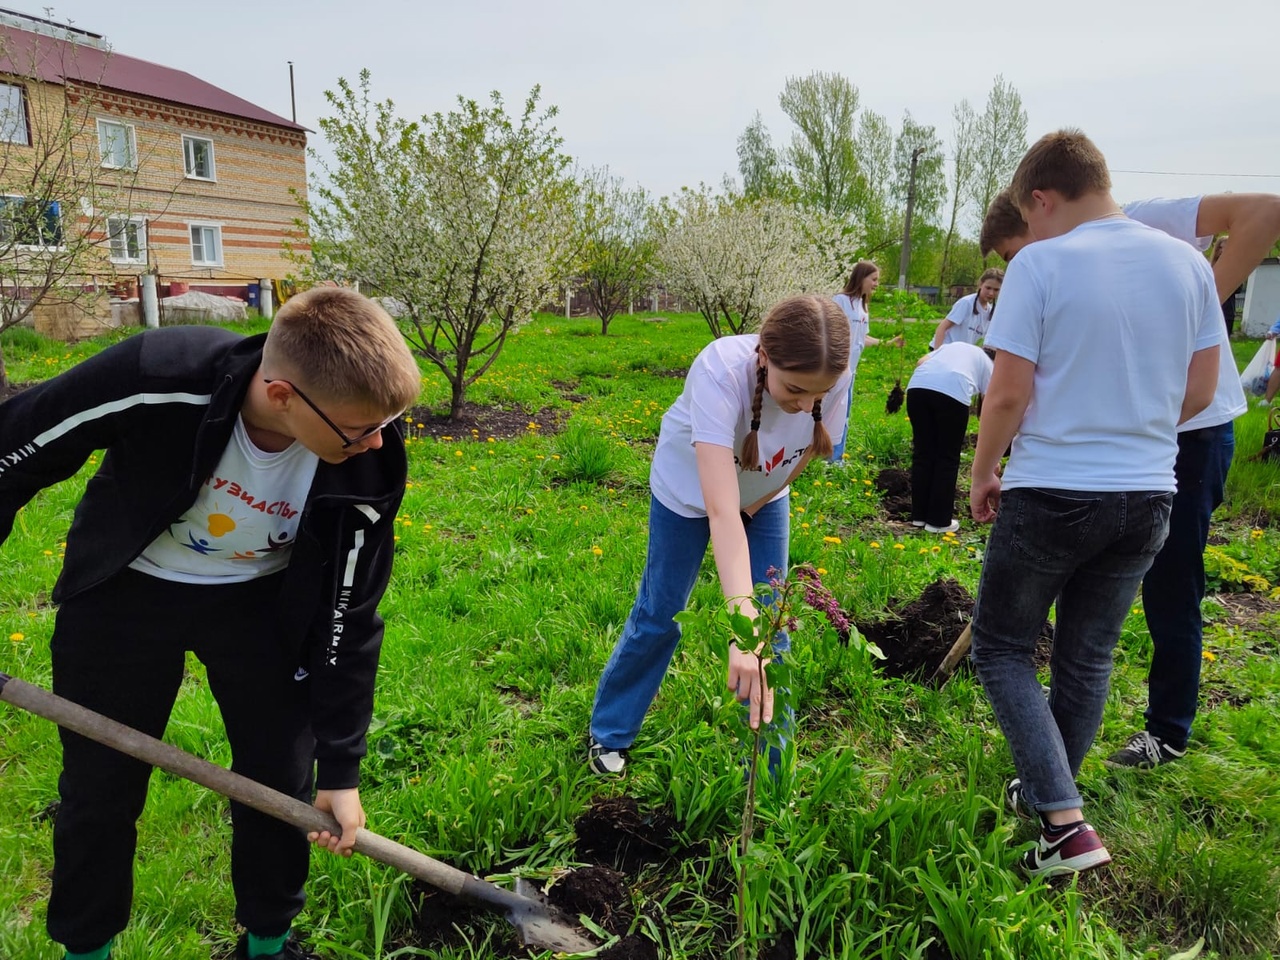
[33,0,1280,229]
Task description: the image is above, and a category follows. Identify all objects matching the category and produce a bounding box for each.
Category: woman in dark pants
[907,343,993,533]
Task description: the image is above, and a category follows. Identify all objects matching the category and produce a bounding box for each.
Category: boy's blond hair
[980,190,1029,257]
[1009,129,1111,210]
[261,287,420,413]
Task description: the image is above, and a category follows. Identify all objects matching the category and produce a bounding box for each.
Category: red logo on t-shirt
[763,447,785,474]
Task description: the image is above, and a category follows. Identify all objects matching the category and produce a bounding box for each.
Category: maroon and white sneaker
[1020,821,1112,878]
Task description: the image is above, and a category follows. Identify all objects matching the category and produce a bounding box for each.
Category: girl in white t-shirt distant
[588,296,852,775]
[906,343,993,533]
[931,268,1004,349]
[830,260,903,462]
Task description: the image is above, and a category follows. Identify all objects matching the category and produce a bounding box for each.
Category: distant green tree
[575,168,655,335]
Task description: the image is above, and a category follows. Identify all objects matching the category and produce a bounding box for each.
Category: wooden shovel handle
[931,623,973,683]
[0,673,527,911]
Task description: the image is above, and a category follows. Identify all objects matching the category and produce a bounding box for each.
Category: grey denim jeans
[971,487,1173,813]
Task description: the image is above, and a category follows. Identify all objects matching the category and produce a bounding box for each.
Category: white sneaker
[587,738,627,776]
[924,520,960,534]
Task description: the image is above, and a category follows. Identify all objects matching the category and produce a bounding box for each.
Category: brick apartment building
[0,8,307,304]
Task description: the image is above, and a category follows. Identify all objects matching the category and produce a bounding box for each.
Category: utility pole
[288,61,297,124]
[897,146,925,290]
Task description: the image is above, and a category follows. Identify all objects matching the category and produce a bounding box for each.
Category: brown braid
[809,397,834,459]
[739,361,767,470]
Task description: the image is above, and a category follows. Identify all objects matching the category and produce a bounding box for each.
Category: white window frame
[97,118,136,170]
[181,134,216,181]
[106,215,147,264]
[188,221,224,267]
[0,82,29,145]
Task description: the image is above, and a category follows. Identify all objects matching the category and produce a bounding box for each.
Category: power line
[1111,168,1280,179]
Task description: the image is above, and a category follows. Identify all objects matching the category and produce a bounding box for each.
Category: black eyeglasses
[264,378,400,449]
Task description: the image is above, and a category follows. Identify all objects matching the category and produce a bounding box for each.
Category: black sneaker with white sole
[1103,730,1186,770]
[1005,777,1032,820]
[587,738,627,776]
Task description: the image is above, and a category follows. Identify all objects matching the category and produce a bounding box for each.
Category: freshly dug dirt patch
[403,401,563,441]
[597,934,660,959]
[548,865,633,936]
[856,579,974,679]
[407,883,493,949]
[855,578,1054,680]
[575,795,678,870]
[873,467,964,523]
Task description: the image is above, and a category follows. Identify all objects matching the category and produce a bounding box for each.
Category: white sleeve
[981,258,1042,364]
[1123,197,1211,251]
[945,295,970,324]
[688,353,744,449]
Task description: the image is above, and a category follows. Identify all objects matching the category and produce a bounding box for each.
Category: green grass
[2,317,1279,959]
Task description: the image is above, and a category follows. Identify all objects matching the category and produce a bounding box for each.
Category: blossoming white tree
[655,187,850,338]
[300,72,577,418]
[575,168,655,335]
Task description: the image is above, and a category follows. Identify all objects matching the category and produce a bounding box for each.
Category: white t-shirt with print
[650,335,852,518]
[1123,195,1246,432]
[908,342,993,406]
[130,416,320,583]
[985,217,1223,493]
[942,293,993,345]
[833,293,870,371]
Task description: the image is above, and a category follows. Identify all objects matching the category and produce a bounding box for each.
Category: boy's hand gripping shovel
[0,671,599,955]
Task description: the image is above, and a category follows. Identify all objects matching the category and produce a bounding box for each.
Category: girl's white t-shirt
[833,293,870,370]
[985,217,1223,493]
[942,293,993,345]
[650,335,852,518]
[1121,196,1245,432]
[130,416,320,583]
[908,342,993,405]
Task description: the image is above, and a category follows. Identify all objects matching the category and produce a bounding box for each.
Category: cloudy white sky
[31,0,1280,229]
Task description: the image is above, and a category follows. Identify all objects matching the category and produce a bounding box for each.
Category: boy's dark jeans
[1142,422,1234,748]
[47,569,313,952]
[906,388,971,527]
[971,488,1172,814]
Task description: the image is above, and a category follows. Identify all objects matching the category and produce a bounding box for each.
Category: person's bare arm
[1195,194,1280,303]
[970,352,1034,523]
[1179,346,1220,425]
[695,442,773,728]
[931,318,956,350]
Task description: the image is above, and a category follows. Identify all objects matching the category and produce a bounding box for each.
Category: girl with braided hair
[588,296,852,775]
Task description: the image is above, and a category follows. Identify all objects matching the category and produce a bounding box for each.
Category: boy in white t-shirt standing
[967,130,1221,878]
[979,189,1280,770]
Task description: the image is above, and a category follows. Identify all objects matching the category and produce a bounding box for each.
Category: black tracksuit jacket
[0,325,407,789]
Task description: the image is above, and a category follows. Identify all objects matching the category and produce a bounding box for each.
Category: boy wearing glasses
[0,287,421,960]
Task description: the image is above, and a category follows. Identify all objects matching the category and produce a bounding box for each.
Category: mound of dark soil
[873,467,965,522]
[575,795,678,870]
[548,865,634,936]
[598,934,660,959]
[407,883,494,948]
[856,578,1055,680]
[856,578,974,679]
[403,401,563,441]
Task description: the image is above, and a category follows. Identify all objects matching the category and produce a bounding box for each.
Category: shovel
[0,671,599,955]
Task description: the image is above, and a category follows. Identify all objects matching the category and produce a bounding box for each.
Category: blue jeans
[971,488,1173,813]
[829,382,854,462]
[590,494,790,749]
[1142,423,1234,748]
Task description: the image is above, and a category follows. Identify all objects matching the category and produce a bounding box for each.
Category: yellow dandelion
[894,543,905,550]
[43,550,53,556]
[526,508,535,515]
[591,546,603,557]
[817,567,828,575]
[1202,650,1216,662]
[801,522,811,529]
[919,548,928,555]
[863,479,872,486]
[796,506,806,513]
[931,546,941,553]
[455,450,463,457]
[9,633,23,642]
[869,541,881,549]
[823,536,841,545]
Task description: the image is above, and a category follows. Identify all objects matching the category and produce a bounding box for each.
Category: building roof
[0,20,304,132]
